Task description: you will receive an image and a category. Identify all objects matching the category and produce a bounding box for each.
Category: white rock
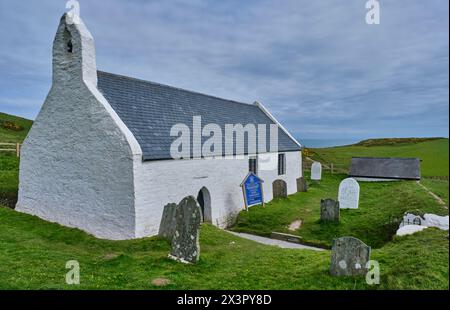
[396,225,428,236]
[423,214,449,230]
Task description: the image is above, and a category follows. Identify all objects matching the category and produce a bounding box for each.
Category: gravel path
[227,231,324,251]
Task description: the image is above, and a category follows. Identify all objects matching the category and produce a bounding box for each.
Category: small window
[67,40,73,53]
[249,156,257,174]
[278,153,286,175]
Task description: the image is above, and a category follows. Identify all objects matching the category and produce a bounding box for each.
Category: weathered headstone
[338,178,360,209]
[169,196,202,264]
[272,179,287,198]
[320,199,340,223]
[296,177,308,192]
[330,237,371,276]
[311,162,322,181]
[158,203,178,240]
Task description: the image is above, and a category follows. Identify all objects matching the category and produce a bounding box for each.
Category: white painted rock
[401,213,449,231]
[423,214,449,231]
[338,178,360,209]
[396,225,428,236]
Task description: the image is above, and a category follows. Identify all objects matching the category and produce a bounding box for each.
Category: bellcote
[52,13,97,86]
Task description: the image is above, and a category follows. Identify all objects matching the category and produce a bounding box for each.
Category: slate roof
[97,71,301,161]
[349,157,421,180]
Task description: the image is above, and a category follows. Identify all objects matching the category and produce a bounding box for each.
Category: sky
[0,0,448,140]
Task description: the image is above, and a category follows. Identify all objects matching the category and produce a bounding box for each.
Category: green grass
[0,113,448,289]
[309,138,449,177]
[420,178,449,205]
[232,172,448,249]
[0,112,33,143]
[0,153,19,208]
[0,207,447,289]
[0,112,31,208]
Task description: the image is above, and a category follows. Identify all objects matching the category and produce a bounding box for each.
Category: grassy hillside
[0,113,31,207]
[0,112,33,143]
[0,113,448,290]
[0,207,447,290]
[308,138,449,177]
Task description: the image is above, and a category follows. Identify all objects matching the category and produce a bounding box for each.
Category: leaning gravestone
[158,202,178,240]
[272,179,288,198]
[311,162,322,181]
[338,178,360,209]
[321,199,340,223]
[296,177,308,192]
[330,237,371,276]
[169,196,202,264]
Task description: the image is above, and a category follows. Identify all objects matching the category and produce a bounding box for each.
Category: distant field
[308,138,449,177]
[0,112,33,143]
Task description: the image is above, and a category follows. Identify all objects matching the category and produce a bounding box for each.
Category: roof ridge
[97,70,256,108]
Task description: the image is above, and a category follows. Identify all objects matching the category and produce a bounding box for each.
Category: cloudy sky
[0,0,448,140]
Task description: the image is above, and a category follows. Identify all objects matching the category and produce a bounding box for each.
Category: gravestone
[320,199,340,223]
[169,196,202,264]
[272,179,287,198]
[338,178,360,209]
[330,237,371,276]
[296,177,308,192]
[401,213,424,227]
[311,162,322,181]
[158,203,178,240]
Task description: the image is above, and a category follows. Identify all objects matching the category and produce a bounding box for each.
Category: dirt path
[226,231,324,251]
[416,181,447,206]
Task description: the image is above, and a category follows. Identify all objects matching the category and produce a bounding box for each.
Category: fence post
[16,143,20,157]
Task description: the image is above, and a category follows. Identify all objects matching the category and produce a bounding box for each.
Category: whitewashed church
[16,13,303,240]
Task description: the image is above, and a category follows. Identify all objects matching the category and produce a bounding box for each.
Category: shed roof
[97,71,301,161]
[349,157,421,180]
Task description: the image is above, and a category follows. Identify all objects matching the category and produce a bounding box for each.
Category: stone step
[270,232,331,249]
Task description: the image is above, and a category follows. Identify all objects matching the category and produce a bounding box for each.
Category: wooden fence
[302,160,347,174]
[0,143,21,157]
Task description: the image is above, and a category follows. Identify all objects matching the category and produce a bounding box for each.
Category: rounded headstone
[338,178,360,209]
[272,179,288,198]
[330,236,371,276]
[311,162,322,181]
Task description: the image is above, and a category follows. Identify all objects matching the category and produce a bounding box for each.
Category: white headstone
[311,162,322,180]
[338,178,360,209]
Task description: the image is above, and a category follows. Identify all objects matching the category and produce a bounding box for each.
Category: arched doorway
[197,187,212,223]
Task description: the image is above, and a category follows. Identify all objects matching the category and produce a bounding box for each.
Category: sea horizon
[298,138,361,148]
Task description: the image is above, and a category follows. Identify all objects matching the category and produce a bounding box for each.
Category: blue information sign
[241,172,264,209]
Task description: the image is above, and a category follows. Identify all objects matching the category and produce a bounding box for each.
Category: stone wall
[133,151,302,238]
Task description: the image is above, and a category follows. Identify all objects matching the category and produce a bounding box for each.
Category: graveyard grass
[0,114,448,289]
[232,172,448,249]
[0,206,448,290]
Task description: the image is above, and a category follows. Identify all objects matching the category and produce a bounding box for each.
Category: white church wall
[133,151,302,238]
[16,14,142,240]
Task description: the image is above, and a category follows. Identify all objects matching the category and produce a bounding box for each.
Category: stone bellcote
[52,13,97,86]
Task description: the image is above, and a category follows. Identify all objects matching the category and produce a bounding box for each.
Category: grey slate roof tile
[97,71,301,161]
